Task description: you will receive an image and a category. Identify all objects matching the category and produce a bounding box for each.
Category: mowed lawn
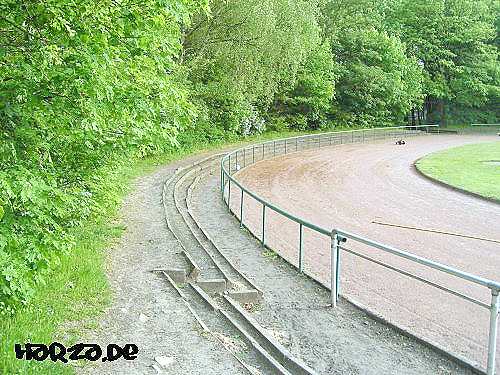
[416,141,500,201]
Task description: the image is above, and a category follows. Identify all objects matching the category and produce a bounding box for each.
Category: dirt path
[235,135,500,370]
[77,152,248,375]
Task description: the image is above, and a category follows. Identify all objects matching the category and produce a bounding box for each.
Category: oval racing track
[233,134,500,370]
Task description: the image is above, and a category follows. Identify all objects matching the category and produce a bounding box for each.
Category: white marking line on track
[372,220,500,245]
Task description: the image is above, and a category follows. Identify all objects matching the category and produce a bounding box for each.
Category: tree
[272,42,336,129]
[183,0,324,133]
[0,0,206,313]
[387,0,499,125]
[321,0,424,127]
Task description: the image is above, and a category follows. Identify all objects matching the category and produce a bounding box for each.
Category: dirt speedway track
[233,135,500,370]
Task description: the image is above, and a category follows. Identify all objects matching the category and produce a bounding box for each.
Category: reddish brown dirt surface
[232,135,500,370]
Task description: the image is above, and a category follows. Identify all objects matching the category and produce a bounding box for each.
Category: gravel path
[234,135,500,371]
[77,152,247,375]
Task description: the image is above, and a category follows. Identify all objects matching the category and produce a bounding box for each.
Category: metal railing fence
[448,123,500,135]
[219,125,500,374]
[470,124,500,134]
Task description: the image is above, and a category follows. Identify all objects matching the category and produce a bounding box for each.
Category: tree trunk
[424,97,432,124]
[438,99,446,127]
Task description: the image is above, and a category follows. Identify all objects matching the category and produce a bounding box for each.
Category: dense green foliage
[0,0,205,313]
[272,42,336,129]
[0,0,499,314]
[387,0,499,124]
[185,0,325,132]
[321,0,424,126]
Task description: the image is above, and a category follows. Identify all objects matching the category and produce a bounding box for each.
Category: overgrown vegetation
[0,0,498,319]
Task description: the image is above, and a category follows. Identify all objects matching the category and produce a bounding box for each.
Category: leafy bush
[273,42,336,129]
[266,117,290,133]
[240,110,266,136]
[0,0,206,313]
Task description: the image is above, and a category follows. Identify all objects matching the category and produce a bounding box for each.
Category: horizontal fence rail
[219,125,500,374]
[471,124,500,127]
[456,123,500,135]
[470,124,500,134]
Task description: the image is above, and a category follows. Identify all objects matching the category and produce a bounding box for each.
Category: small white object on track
[154,355,175,369]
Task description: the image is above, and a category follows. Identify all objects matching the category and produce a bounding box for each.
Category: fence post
[252,146,255,164]
[240,189,244,228]
[331,231,339,307]
[235,150,238,170]
[336,240,341,299]
[220,165,223,193]
[243,148,246,168]
[273,140,276,156]
[228,154,231,175]
[284,139,287,154]
[261,204,266,247]
[487,289,500,375]
[221,168,224,197]
[299,224,304,272]
[227,179,231,212]
[262,144,265,160]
